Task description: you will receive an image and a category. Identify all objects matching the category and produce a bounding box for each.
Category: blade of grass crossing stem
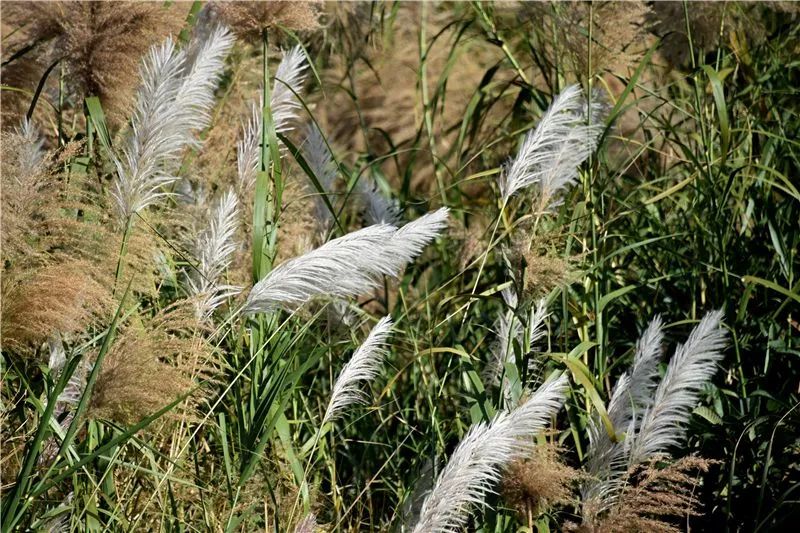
[84,96,112,152]
[703,65,731,167]
[555,341,618,441]
[253,28,280,282]
[278,133,344,234]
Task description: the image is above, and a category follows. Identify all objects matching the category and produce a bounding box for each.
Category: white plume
[112,26,234,219]
[628,310,726,465]
[302,123,338,230]
[412,375,569,533]
[382,208,449,272]
[243,208,448,314]
[322,316,393,426]
[237,46,309,190]
[358,176,402,226]
[272,46,309,134]
[580,311,725,521]
[582,316,664,512]
[15,117,45,177]
[499,85,604,205]
[188,188,241,320]
[293,513,318,533]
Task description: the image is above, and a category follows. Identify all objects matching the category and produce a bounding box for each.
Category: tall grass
[1,1,798,532]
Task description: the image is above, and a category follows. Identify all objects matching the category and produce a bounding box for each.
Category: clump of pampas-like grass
[580,311,726,529]
[411,375,568,533]
[1,1,186,123]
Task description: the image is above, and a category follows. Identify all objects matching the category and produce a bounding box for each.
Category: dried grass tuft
[579,455,712,533]
[90,302,211,425]
[213,0,322,42]
[502,443,580,517]
[1,260,112,353]
[2,1,186,123]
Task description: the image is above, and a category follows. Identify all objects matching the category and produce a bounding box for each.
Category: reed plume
[358,176,402,226]
[294,513,319,533]
[187,188,241,320]
[412,375,569,533]
[628,311,726,464]
[237,46,309,190]
[502,443,579,518]
[15,118,45,177]
[91,303,207,424]
[584,455,712,533]
[302,123,338,230]
[112,25,234,219]
[213,1,321,42]
[583,316,664,512]
[581,311,726,523]
[499,85,605,207]
[322,316,393,426]
[243,208,448,313]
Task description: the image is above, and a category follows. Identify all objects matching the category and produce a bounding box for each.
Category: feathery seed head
[243,209,448,313]
[112,25,234,219]
[413,375,569,533]
[499,85,605,207]
[322,316,393,426]
[237,46,309,190]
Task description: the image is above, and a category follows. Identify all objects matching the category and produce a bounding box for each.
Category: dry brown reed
[1,1,186,124]
[506,226,576,302]
[212,0,322,43]
[90,301,211,425]
[502,443,580,518]
[577,455,712,533]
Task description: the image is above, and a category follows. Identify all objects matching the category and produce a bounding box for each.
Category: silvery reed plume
[484,290,548,395]
[582,310,726,517]
[498,84,605,206]
[302,123,338,230]
[238,46,309,189]
[358,175,402,225]
[293,513,318,533]
[243,208,449,313]
[112,25,234,219]
[187,188,241,320]
[322,316,393,426]
[15,118,44,178]
[412,375,569,533]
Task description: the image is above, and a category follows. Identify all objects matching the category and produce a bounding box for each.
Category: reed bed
[1,1,798,531]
